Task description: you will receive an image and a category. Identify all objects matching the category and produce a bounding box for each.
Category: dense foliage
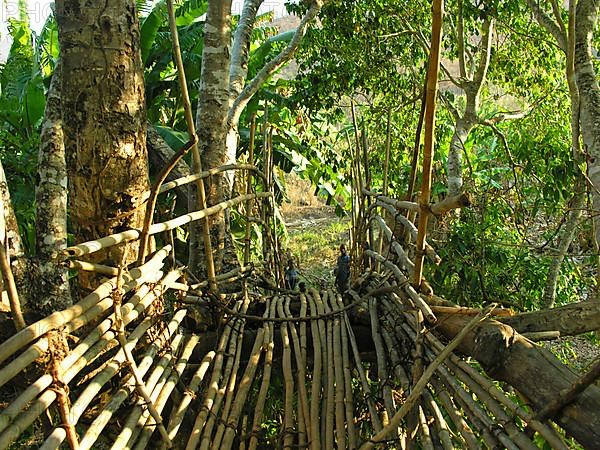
[0,0,595,310]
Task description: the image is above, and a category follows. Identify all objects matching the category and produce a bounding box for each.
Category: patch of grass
[285,218,350,289]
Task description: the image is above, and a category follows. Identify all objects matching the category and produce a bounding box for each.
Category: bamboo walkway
[0,170,581,449]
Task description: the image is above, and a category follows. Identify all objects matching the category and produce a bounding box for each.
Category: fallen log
[501,301,600,336]
[436,315,600,447]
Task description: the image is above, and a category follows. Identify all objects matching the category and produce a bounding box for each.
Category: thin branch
[228,0,323,125]
[472,16,494,88]
[229,0,264,98]
[457,0,467,79]
[526,0,567,52]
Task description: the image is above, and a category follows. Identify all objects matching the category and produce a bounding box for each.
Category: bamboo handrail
[64,193,271,258]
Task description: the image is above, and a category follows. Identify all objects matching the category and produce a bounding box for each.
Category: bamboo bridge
[1,163,600,450]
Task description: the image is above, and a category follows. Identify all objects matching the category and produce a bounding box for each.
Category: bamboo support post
[162,0,216,292]
[244,115,257,266]
[411,0,443,289]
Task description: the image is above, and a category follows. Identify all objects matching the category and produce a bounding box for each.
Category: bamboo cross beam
[64,193,271,258]
[157,163,266,196]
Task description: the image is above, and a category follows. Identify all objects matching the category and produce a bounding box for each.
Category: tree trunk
[501,300,600,336]
[437,315,600,448]
[0,160,29,312]
[542,192,584,308]
[34,61,72,314]
[447,116,474,197]
[192,0,234,275]
[575,0,600,249]
[56,0,150,281]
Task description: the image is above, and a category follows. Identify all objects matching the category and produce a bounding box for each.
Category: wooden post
[412,0,444,289]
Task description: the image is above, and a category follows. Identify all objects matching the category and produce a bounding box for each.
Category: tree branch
[228,0,323,126]
[472,16,494,88]
[457,0,467,79]
[526,0,567,52]
[229,0,264,100]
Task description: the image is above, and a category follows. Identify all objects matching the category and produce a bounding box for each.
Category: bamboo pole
[109,334,184,449]
[79,314,188,450]
[158,163,265,195]
[359,306,492,449]
[307,293,323,450]
[363,249,436,322]
[334,292,357,449]
[199,298,249,450]
[344,314,383,433]
[0,245,170,365]
[283,297,310,445]
[248,298,276,450]
[431,381,480,450]
[219,315,268,449]
[371,215,415,272]
[163,351,215,446]
[422,390,454,450]
[371,201,441,263]
[369,297,395,429]
[277,297,295,449]
[162,0,216,292]
[244,115,257,265]
[112,262,173,446]
[65,194,270,258]
[134,336,200,450]
[330,290,347,449]
[185,300,244,450]
[0,244,25,330]
[412,0,444,289]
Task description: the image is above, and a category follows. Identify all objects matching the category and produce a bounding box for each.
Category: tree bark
[56,0,150,282]
[147,125,191,206]
[34,61,72,314]
[501,300,600,336]
[575,0,600,248]
[436,315,600,448]
[445,16,493,197]
[192,0,234,275]
[542,192,584,308]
